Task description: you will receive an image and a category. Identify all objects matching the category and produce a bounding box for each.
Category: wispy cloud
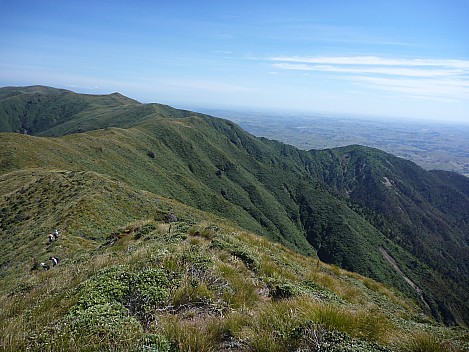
[158,78,254,93]
[272,63,462,78]
[212,50,233,55]
[269,56,469,69]
[269,56,469,100]
[348,76,469,100]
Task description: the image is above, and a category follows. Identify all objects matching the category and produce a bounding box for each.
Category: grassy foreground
[1,217,467,351]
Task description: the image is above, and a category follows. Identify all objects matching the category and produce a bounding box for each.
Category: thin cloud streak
[269,56,469,69]
[348,76,469,100]
[272,63,463,77]
[158,78,254,93]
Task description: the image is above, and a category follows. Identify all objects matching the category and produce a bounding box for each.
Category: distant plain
[199,109,469,177]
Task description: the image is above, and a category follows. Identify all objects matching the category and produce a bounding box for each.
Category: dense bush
[68,265,175,331]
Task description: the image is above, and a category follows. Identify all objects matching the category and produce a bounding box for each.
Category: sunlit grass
[216,261,260,310]
[157,314,224,352]
[395,330,468,352]
[1,217,466,351]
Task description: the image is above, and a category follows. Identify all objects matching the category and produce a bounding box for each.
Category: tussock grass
[395,330,468,352]
[170,276,215,308]
[1,218,467,351]
[157,314,225,352]
[216,261,259,310]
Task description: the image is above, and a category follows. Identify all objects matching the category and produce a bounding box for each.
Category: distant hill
[0,85,177,136]
[1,86,468,330]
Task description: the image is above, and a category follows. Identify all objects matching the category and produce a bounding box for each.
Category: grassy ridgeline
[1,217,467,351]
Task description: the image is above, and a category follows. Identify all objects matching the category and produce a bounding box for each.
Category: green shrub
[72,266,131,311]
[70,266,174,325]
[65,302,142,339]
[29,302,142,350]
[126,268,173,321]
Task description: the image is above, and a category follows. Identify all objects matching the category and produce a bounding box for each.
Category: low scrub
[1,218,467,351]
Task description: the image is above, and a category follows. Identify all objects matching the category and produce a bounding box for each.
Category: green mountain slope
[3,204,467,351]
[303,145,469,324]
[0,170,466,350]
[1,86,468,328]
[0,85,188,136]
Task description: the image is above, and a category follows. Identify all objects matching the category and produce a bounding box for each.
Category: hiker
[53,229,59,240]
[40,262,50,271]
[48,234,54,243]
[49,256,59,267]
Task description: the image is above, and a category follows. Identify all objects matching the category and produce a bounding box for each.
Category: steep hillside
[0,121,397,281]
[1,86,468,328]
[303,145,469,324]
[1,197,467,351]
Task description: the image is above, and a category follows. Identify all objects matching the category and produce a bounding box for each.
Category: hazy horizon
[1,1,468,123]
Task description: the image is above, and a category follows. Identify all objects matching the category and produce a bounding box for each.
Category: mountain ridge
[1,86,468,328]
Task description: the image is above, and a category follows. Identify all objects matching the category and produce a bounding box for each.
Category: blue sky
[1,0,468,122]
